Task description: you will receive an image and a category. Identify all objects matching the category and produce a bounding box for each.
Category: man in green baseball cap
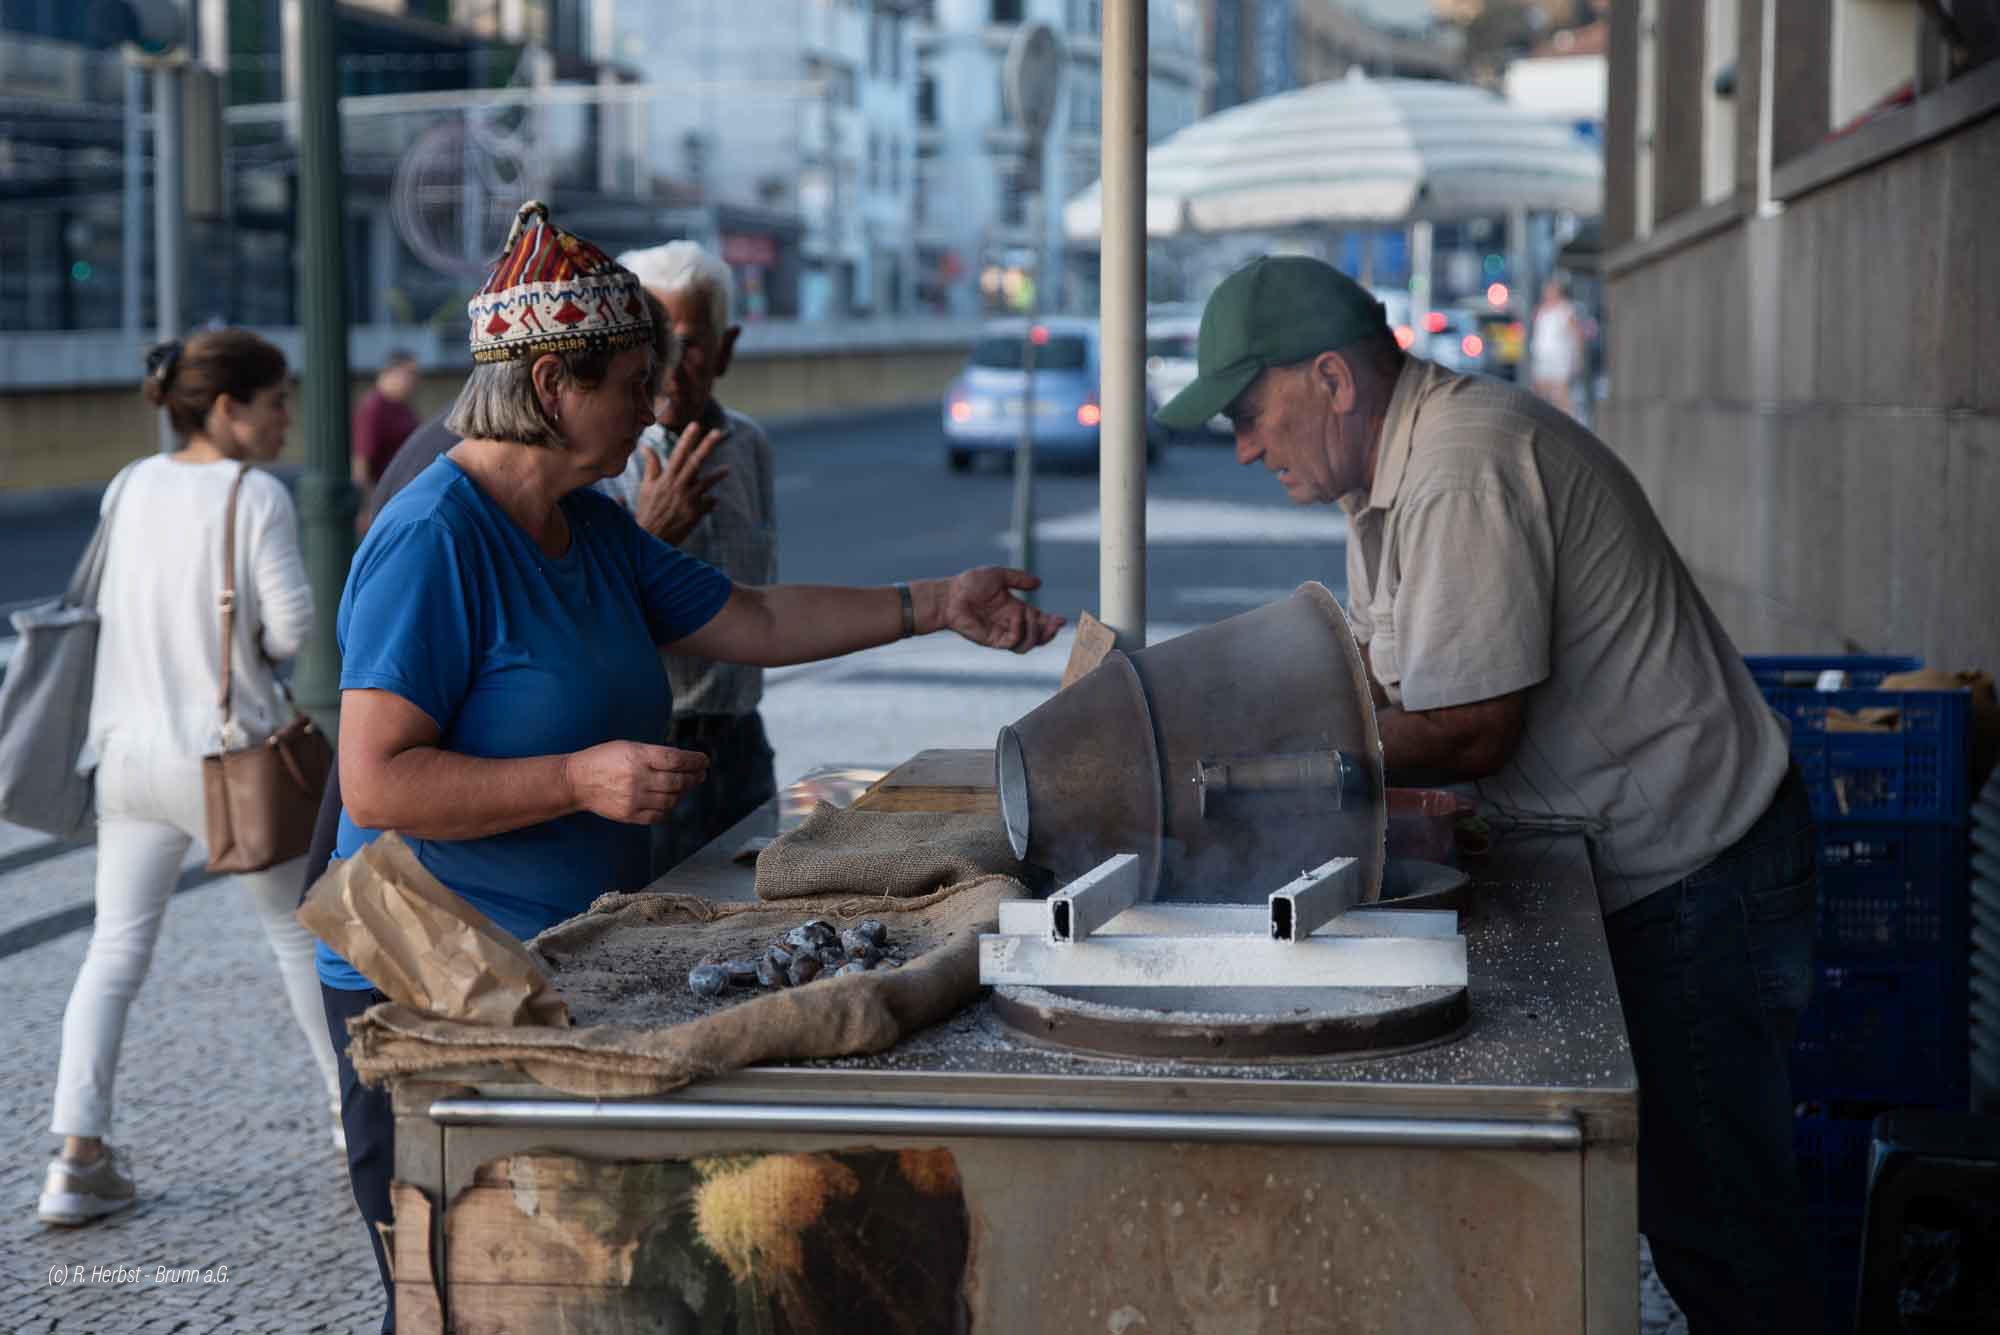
[1156,256,1407,507]
[1169,254,1818,1333]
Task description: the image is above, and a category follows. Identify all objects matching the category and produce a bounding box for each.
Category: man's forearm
[1375,702,1517,786]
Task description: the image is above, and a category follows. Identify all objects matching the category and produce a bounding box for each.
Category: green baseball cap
[1155,256,1389,431]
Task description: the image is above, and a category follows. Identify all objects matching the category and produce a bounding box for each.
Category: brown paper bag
[1877,669,2000,788]
[1060,611,1118,690]
[297,832,569,1028]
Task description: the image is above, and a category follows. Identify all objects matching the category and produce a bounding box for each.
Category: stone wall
[0,330,972,492]
[1599,114,2000,673]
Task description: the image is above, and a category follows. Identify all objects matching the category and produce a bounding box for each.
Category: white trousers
[48,743,340,1138]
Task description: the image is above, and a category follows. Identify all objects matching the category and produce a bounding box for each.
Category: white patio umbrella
[1064,71,1601,240]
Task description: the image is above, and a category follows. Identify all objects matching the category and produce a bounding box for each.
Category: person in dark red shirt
[349,350,421,494]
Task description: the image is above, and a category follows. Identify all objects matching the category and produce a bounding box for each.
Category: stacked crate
[1745,655,1975,1332]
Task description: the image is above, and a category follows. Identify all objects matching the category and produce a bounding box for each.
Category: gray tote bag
[0,464,138,838]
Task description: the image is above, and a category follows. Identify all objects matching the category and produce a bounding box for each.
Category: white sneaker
[38,1145,137,1226]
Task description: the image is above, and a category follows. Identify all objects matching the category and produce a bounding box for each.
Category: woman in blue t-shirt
[319,202,1063,1333]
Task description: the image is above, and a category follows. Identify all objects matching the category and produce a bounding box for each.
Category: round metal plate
[1377,857,1474,917]
[990,982,1469,1063]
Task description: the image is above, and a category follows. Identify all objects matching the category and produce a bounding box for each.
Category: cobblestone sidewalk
[4,871,380,1334]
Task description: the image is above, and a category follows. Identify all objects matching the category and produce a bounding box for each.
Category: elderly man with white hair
[600,240,780,876]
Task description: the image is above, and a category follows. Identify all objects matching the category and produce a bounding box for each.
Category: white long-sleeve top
[85,456,313,766]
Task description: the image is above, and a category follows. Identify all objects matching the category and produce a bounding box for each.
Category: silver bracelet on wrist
[893,581,916,639]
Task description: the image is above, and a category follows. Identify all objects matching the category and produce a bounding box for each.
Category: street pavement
[0,409,1684,1332]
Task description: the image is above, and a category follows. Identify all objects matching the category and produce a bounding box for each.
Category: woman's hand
[633,423,729,546]
[940,567,1066,653]
[563,742,710,824]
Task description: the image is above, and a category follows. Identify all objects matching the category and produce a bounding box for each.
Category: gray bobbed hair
[445,287,676,448]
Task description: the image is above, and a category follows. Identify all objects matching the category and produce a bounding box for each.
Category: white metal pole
[1409,218,1433,343]
[1099,0,1147,651]
[1008,189,1039,590]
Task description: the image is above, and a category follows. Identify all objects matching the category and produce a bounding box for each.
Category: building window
[808,56,858,108]
[1701,0,1739,204]
[917,74,938,126]
[993,0,1023,25]
[1000,167,1027,226]
[1830,0,1922,129]
[1071,86,1100,132]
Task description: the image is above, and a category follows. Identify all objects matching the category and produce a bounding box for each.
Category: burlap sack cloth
[343,875,1025,1097]
[754,801,1027,900]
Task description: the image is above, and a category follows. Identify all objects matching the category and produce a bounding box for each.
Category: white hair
[617,240,734,329]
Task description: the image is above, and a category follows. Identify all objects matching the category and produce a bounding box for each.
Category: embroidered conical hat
[466,200,650,364]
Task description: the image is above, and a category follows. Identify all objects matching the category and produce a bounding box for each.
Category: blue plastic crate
[1745,655,1971,824]
[1795,1113,1878,1211]
[1747,654,1922,690]
[1816,823,1969,955]
[1793,1117,1873,1334]
[1792,954,1970,1105]
[1810,1205,1864,1335]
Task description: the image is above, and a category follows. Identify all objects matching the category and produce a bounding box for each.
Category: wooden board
[851,747,998,816]
[389,1181,446,1335]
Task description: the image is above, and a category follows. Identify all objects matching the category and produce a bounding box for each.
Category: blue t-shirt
[316,456,732,991]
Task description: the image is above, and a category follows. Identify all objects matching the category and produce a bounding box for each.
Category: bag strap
[216,465,248,730]
[215,464,306,736]
[65,461,141,609]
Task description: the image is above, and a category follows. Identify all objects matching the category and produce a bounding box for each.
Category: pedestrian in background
[39,331,342,1228]
[1528,277,1583,417]
[350,349,422,526]
[603,241,776,877]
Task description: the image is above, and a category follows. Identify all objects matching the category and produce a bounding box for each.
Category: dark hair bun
[141,340,183,406]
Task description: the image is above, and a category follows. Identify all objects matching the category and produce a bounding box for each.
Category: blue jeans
[324,984,395,1335]
[1604,766,1820,1335]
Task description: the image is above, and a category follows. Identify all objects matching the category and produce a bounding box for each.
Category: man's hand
[939,567,1066,653]
[633,423,730,545]
[563,742,709,824]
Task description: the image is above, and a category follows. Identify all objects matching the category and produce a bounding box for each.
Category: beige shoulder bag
[202,465,334,874]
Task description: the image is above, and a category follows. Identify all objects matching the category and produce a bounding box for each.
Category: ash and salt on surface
[533,896,954,1031]
[797,836,1634,1091]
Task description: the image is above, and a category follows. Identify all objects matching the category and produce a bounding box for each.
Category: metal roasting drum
[996,582,1386,907]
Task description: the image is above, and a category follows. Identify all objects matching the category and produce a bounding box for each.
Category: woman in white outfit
[1529,277,1583,417]
[39,330,342,1227]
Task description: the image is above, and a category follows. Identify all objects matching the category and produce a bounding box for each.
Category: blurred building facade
[0,0,695,335]
[914,0,1208,315]
[1601,0,2000,670]
[1205,0,1458,112]
[606,0,918,320]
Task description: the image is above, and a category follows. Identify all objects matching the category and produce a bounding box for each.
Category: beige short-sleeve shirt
[1342,360,1790,912]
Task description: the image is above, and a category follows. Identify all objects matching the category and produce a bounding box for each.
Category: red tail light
[1077,402,1102,427]
[949,399,972,422]
[1461,334,1484,359]
[1394,325,1415,350]
[1424,311,1447,334]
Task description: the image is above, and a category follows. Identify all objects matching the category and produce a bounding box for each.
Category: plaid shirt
[601,403,777,717]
